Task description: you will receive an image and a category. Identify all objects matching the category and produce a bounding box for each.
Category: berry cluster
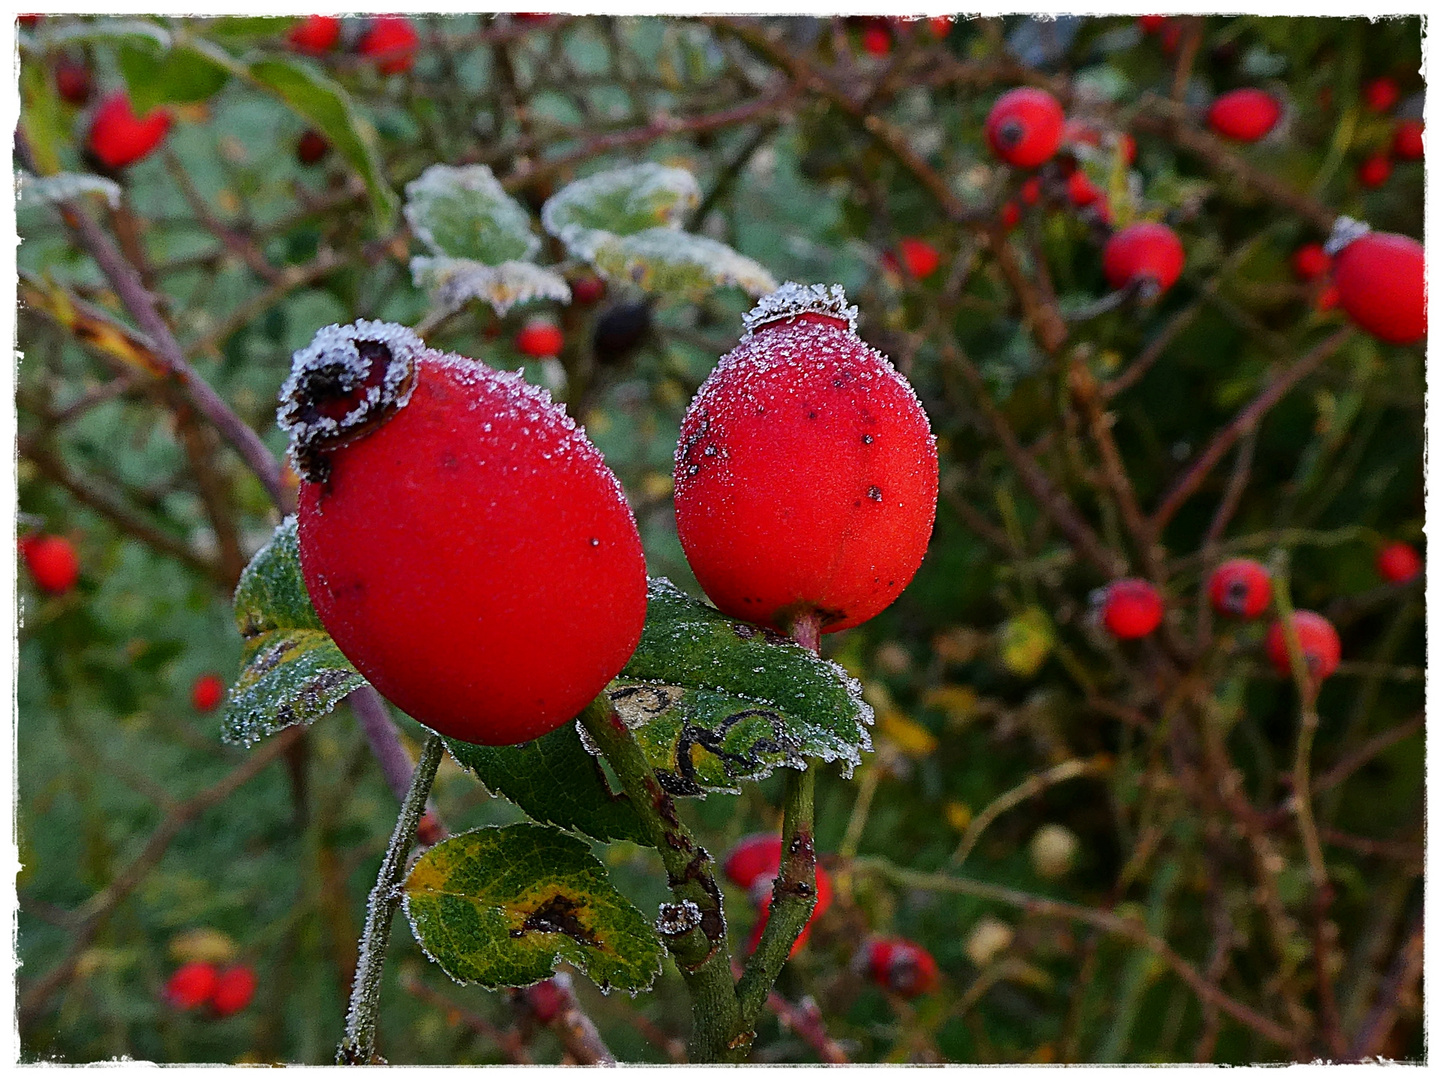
[164,961,257,1018]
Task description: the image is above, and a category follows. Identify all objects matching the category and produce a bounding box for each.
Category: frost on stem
[1324,215,1372,258]
[741,282,859,337]
[656,899,703,937]
[277,319,423,484]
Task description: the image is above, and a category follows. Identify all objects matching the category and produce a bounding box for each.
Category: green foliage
[405,164,540,265]
[402,823,664,993]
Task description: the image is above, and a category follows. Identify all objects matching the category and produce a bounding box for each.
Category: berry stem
[575,696,744,1063]
[337,732,445,1065]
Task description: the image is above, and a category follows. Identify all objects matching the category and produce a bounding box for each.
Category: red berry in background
[191,673,225,713]
[1331,229,1425,345]
[1020,177,1042,205]
[1363,76,1400,113]
[1316,283,1340,311]
[894,237,941,280]
[210,965,257,1017]
[296,128,330,166]
[87,92,172,170]
[928,16,953,38]
[1099,579,1163,639]
[1266,611,1341,682]
[986,88,1066,168]
[1066,169,1100,208]
[571,274,605,306]
[165,961,219,1010]
[523,978,567,1024]
[1207,88,1282,142]
[724,833,783,889]
[860,22,891,57]
[20,534,80,595]
[288,14,342,54]
[863,937,939,998]
[1356,153,1392,189]
[1392,119,1423,161]
[1376,541,1422,584]
[1102,222,1185,296]
[1137,15,1167,34]
[673,284,938,636]
[1291,243,1331,282]
[359,14,419,75]
[1118,132,1138,166]
[1207,558,1273,619]
[745,862,833,958]
[54,56,92,106]
[516,318,564,358]
[999,200,1021,231]
[279,321,647,746]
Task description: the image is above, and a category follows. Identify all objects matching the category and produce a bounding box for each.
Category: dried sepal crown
[277,319,424,483]
[741,281,859,337]
[1324,215,1372,257]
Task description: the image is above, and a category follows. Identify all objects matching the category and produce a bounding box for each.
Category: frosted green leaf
[224,517,366,746]
[590,579,874,795]
[591,228,776,299]
[403,823,663,994]
[444,726,647,844]
[405,164,540,265]
[27,17,172,50]
[19,171,122,210]
[411,255,571,319]
[541,162,700,259]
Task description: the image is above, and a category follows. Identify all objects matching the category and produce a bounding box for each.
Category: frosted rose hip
[673,284,938,635]
[279,321,647,746]
[1329,225,1425,346]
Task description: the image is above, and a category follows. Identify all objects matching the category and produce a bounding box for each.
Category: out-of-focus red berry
[1000,201,1021,231]
[165,961,219,1010]
[1316,283,1340,311]
[358,14,419,75]
[1376,541,1422,584]
[1392,119,1423,161]
[191,673,225,713]
[861,22,891,56]
[1102,222,1185,295]
[296,129,330,166]
[1100,579,1164,639]
[288,14,342,55]
[894,237,941,280]
[1019,177,1042,205]
[1207,88,1282,142]
[88,92,172,170]
[1266,611,1341,682]
[928,16,953,38]
[986,88,1066,168]
[21,534,80,594]
[724,833,782,890]
[1137,15,1167,34]
[210,965,257,1017]
[515,319,564,358]
[1332,230,1425,345]
[1363,76,1400,113]
[1356,153,1392,189]
[1291,243,1331,282]
[524,978,567,1023]
[864,937,939,997]
[55,57,92,106]
[1207,558,1272,619]
[744,862,833,958]
[571,274,605,305]
[1066,169,1100,208]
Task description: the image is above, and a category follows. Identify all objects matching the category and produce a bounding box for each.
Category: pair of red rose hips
[723,833,834,956]
[164,961,257,1017]
[282,287,937,746]
[289,14,419,74]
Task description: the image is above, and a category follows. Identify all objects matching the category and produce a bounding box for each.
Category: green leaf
[118,40,232,111]
[542,162,699,251]
[591,228,776,299]
[403,823,664,993]
[596,578,874,795]
[247,58,399,231]
[224,517,366,746]
[444,726,647,844]
[27,17,172,52]
[410,255,571,319]
[404,164,540,265]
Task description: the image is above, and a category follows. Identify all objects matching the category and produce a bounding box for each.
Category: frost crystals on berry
[742,282,859,337]
[277,320,424,483]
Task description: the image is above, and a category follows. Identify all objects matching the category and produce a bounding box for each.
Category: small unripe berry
[1102,222,1185,296]
[1207,558,1273,619]
[87,92,171,170]
[1376,541,1421,584]
[1356,153,1392,189]
[278,321,647,746]
[1099,578,1163,639]
[20,534,80,594]
[191,673,225,713]
[1207,88,1282,142]
[516,318,564,358]
[673,284,938,636]
[358,15,419,75]
[296,129,330,166]
[570,274,605,306]
[1331,228,1425,345]
[986,88,1065,169]
[1363,76,1400,113]
[1392,119,1423,161]
[1266,611,1341,682]
[863,937,939,997]
[288,14,341,54]
[1029,823,1079,880]
[1291,243,1331,283]
[211,965,257,1017]
[54,56,92,106]
[165,961,219,1010]
[894,237,941,280]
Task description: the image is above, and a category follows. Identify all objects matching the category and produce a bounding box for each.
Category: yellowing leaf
[923,684,979,725]
[998,607,1055,678]
[169,927,238,964]
[878,710,938,757]
[944,801,973,831]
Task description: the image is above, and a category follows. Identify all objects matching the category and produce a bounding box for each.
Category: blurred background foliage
[16,12,1423,1065]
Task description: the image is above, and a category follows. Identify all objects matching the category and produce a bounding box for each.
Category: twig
[1347,909,1423,1060]
[947,757,1107,870]
[400,972,533,1064]
[520,972,617,1066]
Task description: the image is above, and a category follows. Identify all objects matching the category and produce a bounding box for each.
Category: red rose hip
[296,129,330,166]
[863,937,939,997]
[1291,243,1331,283]
[894,237,941,280]
[986,88,1065,169]
[745,860,833,958]
[288,14,341,54]
[723,833,783,890]
[87,92,171,170]
[516,318,564,358]
[673,284,938,636]
[1356,154,1392,189]
[1207,558,1272,619]
[279,321,647,746]
[211,965,257,1017]
[1363,76,1400,113]
[20,534,80,594]
[1099,579,1163,639]
[165,961,219,1010]
[1392,119,1423,161]
[1266,611,1341,682]
[359,14,419,75]
[1102,222,1185,296]
[54,56,91,106]
[1376,541,1421,584]
[1207,88,1282,142]
[1329,225,1425,345]
[191,673,225,713]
